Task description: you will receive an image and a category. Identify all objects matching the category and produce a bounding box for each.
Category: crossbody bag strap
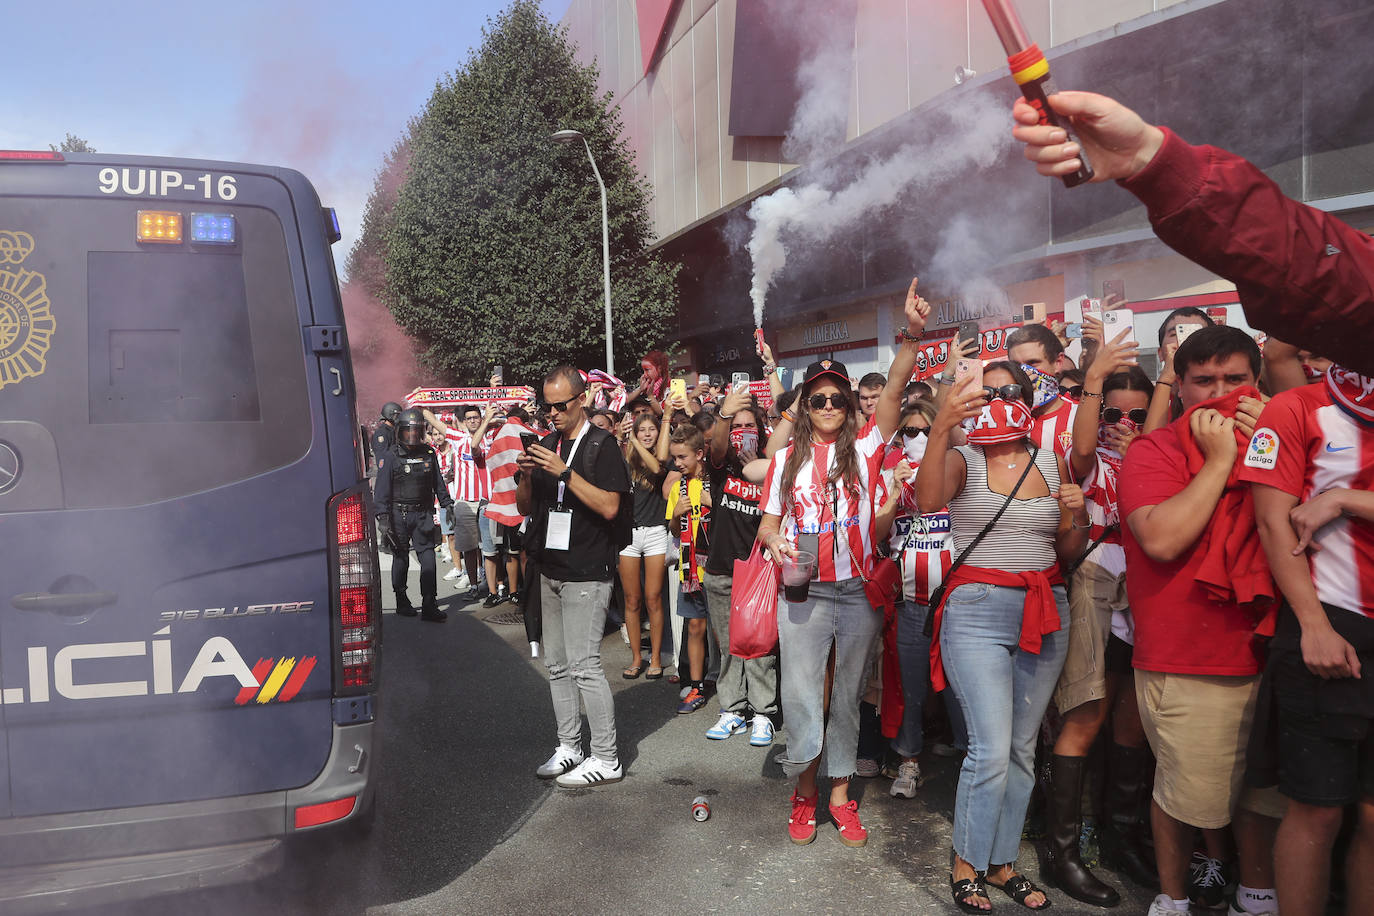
[1065,523,1119,577]
[923,446,1039,636]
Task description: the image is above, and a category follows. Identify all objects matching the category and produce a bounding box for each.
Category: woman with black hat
[757,277,930,848]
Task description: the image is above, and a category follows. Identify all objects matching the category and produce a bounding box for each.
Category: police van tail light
[328,484,380,695]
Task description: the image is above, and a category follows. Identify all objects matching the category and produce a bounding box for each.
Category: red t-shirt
[1118,424,1266,675]
[1238,383,1374,617]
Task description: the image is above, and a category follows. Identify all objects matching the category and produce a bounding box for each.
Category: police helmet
[396,408,426,450]
[380,402,403,424]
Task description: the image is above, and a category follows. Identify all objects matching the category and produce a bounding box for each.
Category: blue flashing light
[190,212,236,244]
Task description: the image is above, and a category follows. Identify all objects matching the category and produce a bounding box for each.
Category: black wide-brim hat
[802,358,851,389]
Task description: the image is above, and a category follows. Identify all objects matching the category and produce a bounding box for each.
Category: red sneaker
[829,799,868,847]
[788,791,818,845]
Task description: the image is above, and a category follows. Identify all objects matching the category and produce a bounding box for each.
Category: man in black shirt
[517,366,632,787]
[374,407,453,622]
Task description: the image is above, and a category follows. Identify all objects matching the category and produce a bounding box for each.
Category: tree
[382,0,677,384]
[50,133,96,153]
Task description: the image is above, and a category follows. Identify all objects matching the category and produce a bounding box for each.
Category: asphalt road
[88,553,1156,915]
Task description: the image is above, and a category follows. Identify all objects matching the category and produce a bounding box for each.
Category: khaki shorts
[1136,670,1285,828]
[1055,561,1129,714]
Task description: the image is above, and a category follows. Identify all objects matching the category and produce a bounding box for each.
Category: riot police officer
[373,401,403,457]
[374,408,453,621]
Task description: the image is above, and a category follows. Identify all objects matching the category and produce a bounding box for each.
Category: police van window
[0,199,310,510]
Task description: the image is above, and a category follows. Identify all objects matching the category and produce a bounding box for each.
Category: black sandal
[987,870,1052,910]
[950,872,991,914]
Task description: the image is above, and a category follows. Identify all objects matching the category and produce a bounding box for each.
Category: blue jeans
[940,582,1068,871]
[777,578,882,779]
[892,599,933,759]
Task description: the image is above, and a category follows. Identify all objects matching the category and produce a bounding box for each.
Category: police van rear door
[0,154,339,817]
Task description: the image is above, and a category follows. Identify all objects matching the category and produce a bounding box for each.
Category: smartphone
[709,373,725,389]
[671,378,687,401]
[957,319,982,351]
[1102,309,1137,362]
[954,357,983,392]
[492,365,503,385]
[1021,302,1047,325]
[697,373,709,387]
[519,430,539,452]
[1064,322,1084,339]
[1175,322,1203,346]
[1103,278,1125,303]
[731,371,749,387]
[1081,297,1102,323]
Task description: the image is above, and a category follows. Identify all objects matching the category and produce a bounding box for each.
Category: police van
[0,150,382,910]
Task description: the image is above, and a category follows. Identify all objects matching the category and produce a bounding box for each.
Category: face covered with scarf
[1020,362,1061,410]
[966,392,1034,446]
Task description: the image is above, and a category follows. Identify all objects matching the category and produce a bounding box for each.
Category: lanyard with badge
[545,422,588,551]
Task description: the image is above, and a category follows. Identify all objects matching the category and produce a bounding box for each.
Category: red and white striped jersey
[1073,448,1126,577]
[1240,383,1374,617]
[881,451,954,604]
[483,420,532,527]
[445,427,492,502]
[1031,398,1078,460]
[761,425,885,582]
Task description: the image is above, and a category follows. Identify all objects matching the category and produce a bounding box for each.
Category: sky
[2,0,569,279]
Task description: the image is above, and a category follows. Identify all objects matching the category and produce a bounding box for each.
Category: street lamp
[551,128,614,375]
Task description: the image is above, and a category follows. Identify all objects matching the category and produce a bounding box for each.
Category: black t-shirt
[527,423,632,582]
[704,453,763,576]
[631,472,669,528]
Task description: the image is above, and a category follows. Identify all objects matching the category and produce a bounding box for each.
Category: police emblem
[0,231,55,391]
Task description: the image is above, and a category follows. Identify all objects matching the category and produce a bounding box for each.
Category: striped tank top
[948,444,1061,573]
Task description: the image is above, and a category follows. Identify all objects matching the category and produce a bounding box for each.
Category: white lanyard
[555,421,589,507]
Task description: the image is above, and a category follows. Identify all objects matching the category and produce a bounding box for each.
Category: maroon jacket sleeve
[1120,128,1374,376]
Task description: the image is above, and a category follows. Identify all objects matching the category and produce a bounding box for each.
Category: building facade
[561,0,1374,383]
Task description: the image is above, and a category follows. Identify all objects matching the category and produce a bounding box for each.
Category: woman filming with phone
[914,361,1090,913]
[756,277,927,850]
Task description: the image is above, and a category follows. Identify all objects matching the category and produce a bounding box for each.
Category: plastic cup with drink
[779,550,818,603]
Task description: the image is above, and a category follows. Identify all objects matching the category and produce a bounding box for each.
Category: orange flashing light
[137,210,182,243]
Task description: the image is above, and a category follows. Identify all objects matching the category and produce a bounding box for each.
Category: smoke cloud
[748,88,1018,325]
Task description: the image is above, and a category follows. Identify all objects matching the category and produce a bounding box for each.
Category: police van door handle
[12,590,118,613]
[329,367,343,396]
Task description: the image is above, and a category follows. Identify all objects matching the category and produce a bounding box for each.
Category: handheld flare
[980,0,1094,187]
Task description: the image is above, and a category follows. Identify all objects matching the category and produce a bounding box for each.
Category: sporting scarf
[1020,363,1061,410]
[1096,416,1142,456]
[965,397,1034,446]
[1326,366,1374,425]
[902,432,929,463]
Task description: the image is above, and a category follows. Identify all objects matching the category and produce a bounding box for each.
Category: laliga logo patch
[0,230,55,391]
[1244,427,1280,470]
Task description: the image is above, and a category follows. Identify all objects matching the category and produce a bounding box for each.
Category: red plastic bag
[730,542,781,660]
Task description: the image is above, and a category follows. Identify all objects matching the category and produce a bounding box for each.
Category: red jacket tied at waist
[1173,386,1276,631]
[928,564,1065,692]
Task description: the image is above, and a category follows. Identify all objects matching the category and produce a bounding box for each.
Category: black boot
[1046,754,1121,907]
[395,594,418,617]
[1097,743,1157,888]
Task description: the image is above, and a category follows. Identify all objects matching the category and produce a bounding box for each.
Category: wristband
[1082,390,1103,399]
[898,327,922,342]
[780,409,795,423]
[1071,519,1091,530]
[718,411,735,420]
[937,376,956,386]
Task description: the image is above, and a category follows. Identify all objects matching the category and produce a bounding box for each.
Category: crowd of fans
[364,90,1374,916]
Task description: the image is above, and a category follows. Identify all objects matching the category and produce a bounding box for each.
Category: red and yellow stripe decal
[234,656,318,705]
[1007,43,1050,85]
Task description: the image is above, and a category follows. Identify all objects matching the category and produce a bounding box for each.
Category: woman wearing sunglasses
[757,276,929,849]
[915,361,1090,913]
[1043,329,1157,904]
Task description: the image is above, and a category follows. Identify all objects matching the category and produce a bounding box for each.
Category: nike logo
[1326,443,1354,452]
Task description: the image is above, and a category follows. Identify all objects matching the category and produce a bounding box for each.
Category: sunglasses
[1062,385,1084,400]
[1102,407,1149,425]
[539,395,581,413]
[982,384,1023,402]
[898,426,929,438]
[807,393,849,411]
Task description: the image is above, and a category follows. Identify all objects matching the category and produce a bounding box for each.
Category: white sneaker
[749,717,774,747]
[535,744,583,779]
[555,755,623,787]
[706,712,747,740]
[1148,895,1190,916]
[443,567,462,581]
[438,547,452,563]
[889,760,924,798]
